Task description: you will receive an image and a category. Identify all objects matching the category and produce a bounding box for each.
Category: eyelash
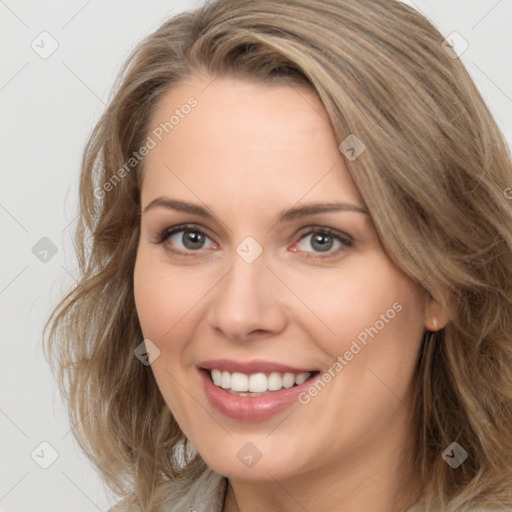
[153,223,353,259]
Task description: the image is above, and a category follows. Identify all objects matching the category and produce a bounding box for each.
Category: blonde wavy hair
[44,0,512,510]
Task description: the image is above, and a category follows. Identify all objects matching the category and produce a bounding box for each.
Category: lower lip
[198,368,316,421]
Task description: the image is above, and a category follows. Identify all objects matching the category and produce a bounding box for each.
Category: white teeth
[211,369,222,386]
[294,372,309,385]
[208,369,312,393]
[231,372,249,392]
[283,373,295,388]
[248,373,267,392]
[267,372,283,391]
[221,371,231,389]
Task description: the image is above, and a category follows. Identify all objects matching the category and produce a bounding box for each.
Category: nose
[206,250,288,343]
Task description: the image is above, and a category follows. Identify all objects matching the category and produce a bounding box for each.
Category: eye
[153,224,351,258]
[292,227,352,256]
[155,224,216,255]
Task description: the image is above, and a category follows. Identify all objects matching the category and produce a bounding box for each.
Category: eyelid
[154,223,215,245]
[291,226,352,258]
[153,224,218,258]
[295,225,352,244]
[153,223,352,258]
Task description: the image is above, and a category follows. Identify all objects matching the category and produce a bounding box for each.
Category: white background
[1,1,511,510]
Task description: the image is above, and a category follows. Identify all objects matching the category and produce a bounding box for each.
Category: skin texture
[133,74,446,512]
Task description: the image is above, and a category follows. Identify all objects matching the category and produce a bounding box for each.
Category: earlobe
[424,295,448,332]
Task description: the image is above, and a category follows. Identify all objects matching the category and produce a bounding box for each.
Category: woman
[44,0,512,511]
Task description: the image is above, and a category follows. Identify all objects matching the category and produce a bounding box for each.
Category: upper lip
[198,359,317,374]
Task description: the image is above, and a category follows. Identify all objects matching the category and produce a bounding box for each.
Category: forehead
[141,75,363,209]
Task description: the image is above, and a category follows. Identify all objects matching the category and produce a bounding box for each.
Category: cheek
[133,256,170,340]
[295,256,425,359]
[133,251,203,428]
[296,257,421,339]
[133,249,209,342]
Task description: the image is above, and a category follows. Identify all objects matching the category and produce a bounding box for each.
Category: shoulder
[107,466,227,512]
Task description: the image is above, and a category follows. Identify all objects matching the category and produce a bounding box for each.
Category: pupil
[312,233,333,252]
[183,230,204,250]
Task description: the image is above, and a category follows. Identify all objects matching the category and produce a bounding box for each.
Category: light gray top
[108,466,226,512]
[108,465,503,512]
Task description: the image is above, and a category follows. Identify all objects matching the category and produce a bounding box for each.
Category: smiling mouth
[201,368,320,397]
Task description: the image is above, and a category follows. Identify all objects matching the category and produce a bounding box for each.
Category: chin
[192,432,312,481]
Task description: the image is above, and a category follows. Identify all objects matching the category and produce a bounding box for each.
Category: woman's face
[134,74,432,482]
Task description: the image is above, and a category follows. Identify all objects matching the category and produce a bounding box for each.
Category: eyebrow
[142,197,369,222]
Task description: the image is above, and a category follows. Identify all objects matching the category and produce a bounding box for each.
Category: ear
[424,294,449,332]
